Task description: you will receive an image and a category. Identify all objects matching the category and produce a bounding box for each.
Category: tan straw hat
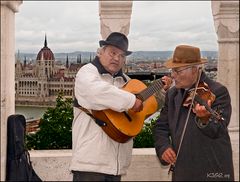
[164,45,207,69]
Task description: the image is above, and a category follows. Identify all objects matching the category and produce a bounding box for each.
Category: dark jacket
[154,72,234,181]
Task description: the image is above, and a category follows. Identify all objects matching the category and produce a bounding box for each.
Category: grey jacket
[154,72,234,181]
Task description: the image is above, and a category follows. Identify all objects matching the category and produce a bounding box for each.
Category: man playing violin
[154,45,234,181]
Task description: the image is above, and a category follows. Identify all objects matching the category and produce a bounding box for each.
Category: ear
[97,48,102,56]
[192,66,198,72]
[196,66,203,75]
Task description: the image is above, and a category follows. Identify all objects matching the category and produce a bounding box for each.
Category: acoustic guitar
[92,79,165,143]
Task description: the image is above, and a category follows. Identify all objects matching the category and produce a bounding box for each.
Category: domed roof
[36,35,55,60]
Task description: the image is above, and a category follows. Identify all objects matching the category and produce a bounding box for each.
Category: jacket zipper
[116,143,120,175]
[113,77,120,175]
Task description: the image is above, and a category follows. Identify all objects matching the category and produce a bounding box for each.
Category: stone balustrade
[30,131,238,181]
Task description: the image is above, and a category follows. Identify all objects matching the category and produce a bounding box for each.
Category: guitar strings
[140,79,165,100]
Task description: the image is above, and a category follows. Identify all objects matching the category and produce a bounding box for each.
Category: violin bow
[168,67,203,175]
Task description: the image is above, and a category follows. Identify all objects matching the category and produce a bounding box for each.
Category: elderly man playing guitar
[70,32,172,181]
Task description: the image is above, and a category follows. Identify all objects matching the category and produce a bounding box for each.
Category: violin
[183,81,224,121]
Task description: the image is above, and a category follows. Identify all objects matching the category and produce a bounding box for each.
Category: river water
[15,106,48,121]
[15,106,159,123]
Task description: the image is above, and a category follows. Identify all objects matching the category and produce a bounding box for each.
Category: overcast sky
[15,1,218,53]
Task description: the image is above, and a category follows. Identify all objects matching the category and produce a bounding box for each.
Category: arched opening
[1,1,239,181]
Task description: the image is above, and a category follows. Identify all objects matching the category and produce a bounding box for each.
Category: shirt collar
[91,56,127,81]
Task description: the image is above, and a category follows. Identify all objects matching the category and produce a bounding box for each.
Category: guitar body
[92,79,158,143]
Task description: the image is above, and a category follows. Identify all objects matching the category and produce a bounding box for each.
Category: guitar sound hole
[123,111,132,122]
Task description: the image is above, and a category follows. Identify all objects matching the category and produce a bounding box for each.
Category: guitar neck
[137,79,165,101]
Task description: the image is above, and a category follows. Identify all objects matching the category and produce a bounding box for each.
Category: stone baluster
[99,1,133,39]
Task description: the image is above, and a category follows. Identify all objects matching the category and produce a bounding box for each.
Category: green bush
[26,93,73,150]
[133,114,159,148]
[26,93,159,149]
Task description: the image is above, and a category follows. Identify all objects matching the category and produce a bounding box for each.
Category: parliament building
[15,36,84,106]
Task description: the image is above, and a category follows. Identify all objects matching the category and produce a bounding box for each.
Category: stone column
[211,1,239,129]
[99,1,133,39]
[1,1,22,180]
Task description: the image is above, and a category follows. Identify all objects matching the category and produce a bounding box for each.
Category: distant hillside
[128,51,172,60]
[16,51,218,63]
[128,51,218,61]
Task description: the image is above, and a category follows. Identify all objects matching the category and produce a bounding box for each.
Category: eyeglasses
[107,48,126,61]
[170,66,192,75]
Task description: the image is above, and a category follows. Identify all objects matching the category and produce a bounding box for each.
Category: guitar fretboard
[138,79,165,101]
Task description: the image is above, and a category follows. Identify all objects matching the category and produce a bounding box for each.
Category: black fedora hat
[99,32,132,56]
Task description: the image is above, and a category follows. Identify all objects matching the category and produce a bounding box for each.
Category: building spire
[66,54,69,68]
[16,50,21,63]
[79,54,82,64]
[77,55,79,63]
[77,54,82,64]
[44,33,47,47]
[24,56,27,67]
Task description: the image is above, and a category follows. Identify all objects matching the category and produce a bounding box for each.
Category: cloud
[129,1,217,51]
[16,1,218,53]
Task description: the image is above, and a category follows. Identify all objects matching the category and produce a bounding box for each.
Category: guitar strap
[73,98,107,127]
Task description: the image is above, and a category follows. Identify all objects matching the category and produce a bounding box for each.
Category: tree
[26,93,73,149]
